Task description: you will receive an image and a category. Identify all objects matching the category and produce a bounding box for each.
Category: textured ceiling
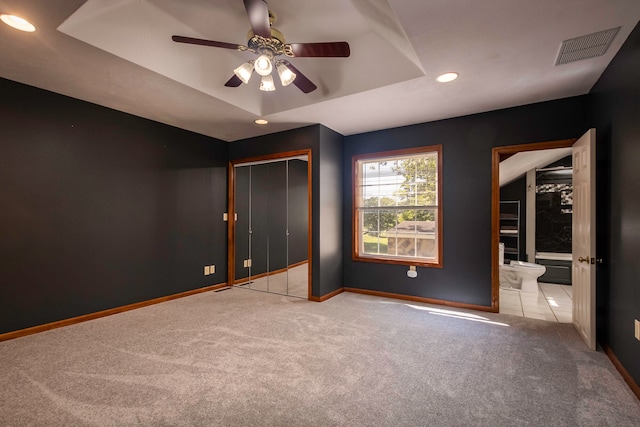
[0,0,639,142]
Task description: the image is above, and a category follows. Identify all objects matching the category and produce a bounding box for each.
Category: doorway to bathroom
[491,130,597,349]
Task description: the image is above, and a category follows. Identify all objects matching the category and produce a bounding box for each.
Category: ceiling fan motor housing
[247,27,293,57]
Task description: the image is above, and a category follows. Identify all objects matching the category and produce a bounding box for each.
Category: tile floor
[499,283,573,323]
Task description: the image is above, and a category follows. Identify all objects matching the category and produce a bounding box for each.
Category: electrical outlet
[204,266,210,275]
[407,265,417,278]
[247,259,252,267]
[223,213,228,221]
[635,319,640,341]
[243,260,247,268]
[210,265,215,274]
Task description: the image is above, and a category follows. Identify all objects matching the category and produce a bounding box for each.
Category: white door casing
[572,128,596,350]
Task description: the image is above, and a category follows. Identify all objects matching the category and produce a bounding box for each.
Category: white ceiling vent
[555,27,620,65]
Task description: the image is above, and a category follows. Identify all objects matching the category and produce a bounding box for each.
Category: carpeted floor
[1,288,639,426]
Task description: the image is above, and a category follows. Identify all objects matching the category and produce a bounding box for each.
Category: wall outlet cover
[635,319,640,341]
[204,266,210,275]
[210,265,215,274]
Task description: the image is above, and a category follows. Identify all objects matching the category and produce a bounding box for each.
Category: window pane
[362,161,380,187]
[415,191,437,207]
[363,186,380,205]
[362,211,380,232]
[379,210,399,256]
[362,161,405,186]
[363,231,387,255]
[379,185,397,204]
[415,209,437,259]
[380,209,438,259]
[387,210,416,257]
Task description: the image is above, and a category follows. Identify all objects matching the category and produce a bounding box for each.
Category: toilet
[499,243,546,293]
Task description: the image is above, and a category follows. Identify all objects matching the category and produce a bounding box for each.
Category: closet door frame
[228,149,312,299]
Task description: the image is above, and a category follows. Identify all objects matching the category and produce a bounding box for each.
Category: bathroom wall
[535,156,573,254]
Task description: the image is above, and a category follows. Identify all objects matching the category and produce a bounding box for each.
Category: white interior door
[572,128,596,350]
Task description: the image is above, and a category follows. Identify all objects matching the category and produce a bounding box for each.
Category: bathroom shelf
[500,201,520,261]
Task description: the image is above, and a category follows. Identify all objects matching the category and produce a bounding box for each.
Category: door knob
[578,256,589,263]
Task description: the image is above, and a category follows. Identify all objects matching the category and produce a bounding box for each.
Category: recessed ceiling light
[436,72,459,83]
[254,119,268,125]
[1,14,36,32]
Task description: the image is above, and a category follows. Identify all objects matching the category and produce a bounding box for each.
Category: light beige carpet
[1,288,639,426]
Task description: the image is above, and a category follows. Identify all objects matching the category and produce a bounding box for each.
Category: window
[353,145,442,267]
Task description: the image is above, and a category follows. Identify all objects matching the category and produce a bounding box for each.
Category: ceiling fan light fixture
[276,62,296,86]
[254,54,273,76]
[259,74,275,92]
[171,2,350,95]
[234,60,254,84]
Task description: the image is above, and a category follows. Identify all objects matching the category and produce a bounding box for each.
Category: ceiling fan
[171,0,350,93]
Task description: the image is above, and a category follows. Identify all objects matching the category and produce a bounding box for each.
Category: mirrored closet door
[233,155,309,298]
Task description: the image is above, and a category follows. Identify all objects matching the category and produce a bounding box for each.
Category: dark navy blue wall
[317,126,344,296]
[230,125,343,298]
[590,22,640,388]
[343,96,590,307]
[0,78,228,334]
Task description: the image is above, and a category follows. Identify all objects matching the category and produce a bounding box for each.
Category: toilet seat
[510,260,545,270]
[498,243,545,293]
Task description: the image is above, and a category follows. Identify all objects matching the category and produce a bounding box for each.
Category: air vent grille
[555,27,620,65]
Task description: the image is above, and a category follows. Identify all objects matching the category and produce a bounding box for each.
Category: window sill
[353,254,442,268]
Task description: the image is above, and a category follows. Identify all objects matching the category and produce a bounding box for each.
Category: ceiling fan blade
[243,0,271,39]
[172,35,244,51]
[287,42,350,57]
[225,75,243,87]
[282,62,317,93]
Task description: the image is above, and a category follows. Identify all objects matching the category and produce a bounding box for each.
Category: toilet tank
[499,242,505,266]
